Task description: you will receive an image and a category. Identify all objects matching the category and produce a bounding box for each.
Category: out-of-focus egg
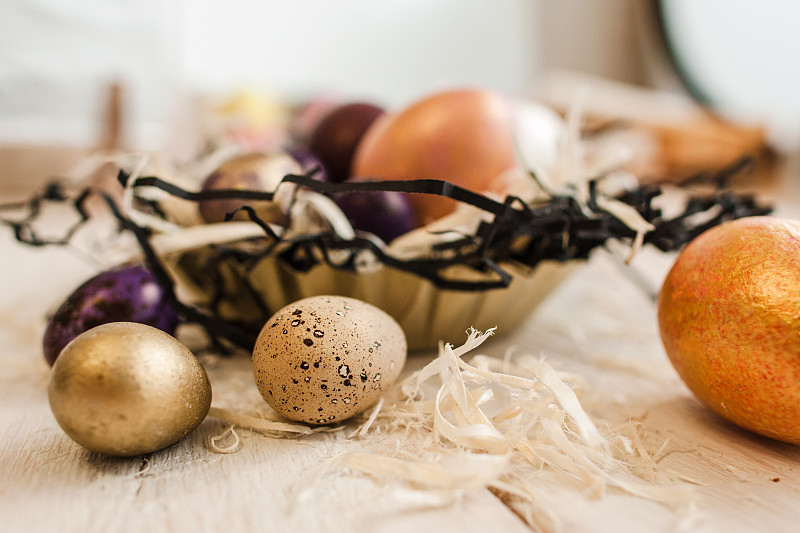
[333,179,416,243]
[286,145,329,182]
[199,151,302,224]
[48,322,212,456]
[308,102,385,183]
[288,96,340,145]
[513,100,565,175]
[351,89,517,225]
[252,295,406,425]
[43,264,178,366]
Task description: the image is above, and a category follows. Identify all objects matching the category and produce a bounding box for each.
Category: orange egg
[351,89,516,225]
[658,216,800,444]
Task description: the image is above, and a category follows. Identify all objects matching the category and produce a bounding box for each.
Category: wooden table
[2,162,800,533]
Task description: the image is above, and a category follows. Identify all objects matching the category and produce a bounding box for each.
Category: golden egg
[658,216,800,444]
[252,296,406,425]
[48,322,212,456]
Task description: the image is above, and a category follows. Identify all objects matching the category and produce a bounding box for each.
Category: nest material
[0,156,771,351]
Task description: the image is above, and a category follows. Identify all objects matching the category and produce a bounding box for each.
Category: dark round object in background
[286,145,329,182]
[198,152,300,224]
[42,265,179,366]
[199,165,262,224]
[333,186,416,244]
[308,102,384,183]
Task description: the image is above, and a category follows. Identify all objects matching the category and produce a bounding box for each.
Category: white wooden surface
[2,166,800,533]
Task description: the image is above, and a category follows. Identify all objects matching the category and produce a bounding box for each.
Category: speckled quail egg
[252,295,406,425]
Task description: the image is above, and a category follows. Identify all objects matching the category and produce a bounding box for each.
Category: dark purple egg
[308,102,385,183]
[334,188,416,244]
[286,145,329,182]
[43,265,179,366]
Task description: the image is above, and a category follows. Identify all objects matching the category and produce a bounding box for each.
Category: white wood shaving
[595,196,655,264]
[207,406,314,436]
[512,95,657,263]
[121,153,182,234]
[134,457,152,477]
[320,328,695,530]
[148,222,271,256]
[348,397,385,439]
[283,188,355,241]
[209,425,241,454]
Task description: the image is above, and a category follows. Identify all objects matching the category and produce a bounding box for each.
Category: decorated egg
[333,179,417,243]
[48,322,212,456]
[351,89,516,224]
[308,102,385,183]
[252,295,406,425]
[658,216,800,444]
[286,145,329,182]
[42,264,178,366]
[199,151,302,224]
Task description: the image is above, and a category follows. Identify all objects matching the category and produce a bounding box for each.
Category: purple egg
[287,145,329,182]
[308,102,385,183]
[42,265,179,366]
[334,189,416,244]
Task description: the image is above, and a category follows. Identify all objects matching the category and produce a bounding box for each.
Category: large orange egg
[351,89,516,224]
[658,216,800,444]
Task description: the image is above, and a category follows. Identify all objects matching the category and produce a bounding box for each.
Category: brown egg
[252,296,407,425]
[198,152,301,224]
[351,89,516,224]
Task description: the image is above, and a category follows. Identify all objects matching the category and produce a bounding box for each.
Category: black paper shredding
[0,158,772,352]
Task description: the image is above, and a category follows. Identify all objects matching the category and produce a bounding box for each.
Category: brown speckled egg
[252,295,406,425]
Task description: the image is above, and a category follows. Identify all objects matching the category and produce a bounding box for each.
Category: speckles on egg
[252,295,407,425]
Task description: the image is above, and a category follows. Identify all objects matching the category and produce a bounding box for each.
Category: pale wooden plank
[0,230,530,533]
[3,170,800,533]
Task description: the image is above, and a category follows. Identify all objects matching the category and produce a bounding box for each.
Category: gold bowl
[166,238,577,351]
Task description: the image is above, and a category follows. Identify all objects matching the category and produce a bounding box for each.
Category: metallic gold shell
[48,322,212,456]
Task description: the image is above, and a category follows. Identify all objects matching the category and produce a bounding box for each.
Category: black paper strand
[2,160,771,352]
[98,190,260,349]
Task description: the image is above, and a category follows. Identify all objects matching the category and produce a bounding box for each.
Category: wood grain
[2,168,800,533]
[0,232,529,533]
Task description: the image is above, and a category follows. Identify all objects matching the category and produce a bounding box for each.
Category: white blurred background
[1,0,537,149]
[1,0,799,190]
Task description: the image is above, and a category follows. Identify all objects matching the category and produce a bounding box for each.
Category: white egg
[252,296,406,425]
[513,100,565,173]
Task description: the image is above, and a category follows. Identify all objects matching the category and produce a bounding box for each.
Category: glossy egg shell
[43,265,178,366]
[199,152,301,224]
[252,295,406,425]
[308,102,384,183]
[48,322,212,456]
[333,181,416,243]
[351,89,516,224]
[658,216,800,444]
